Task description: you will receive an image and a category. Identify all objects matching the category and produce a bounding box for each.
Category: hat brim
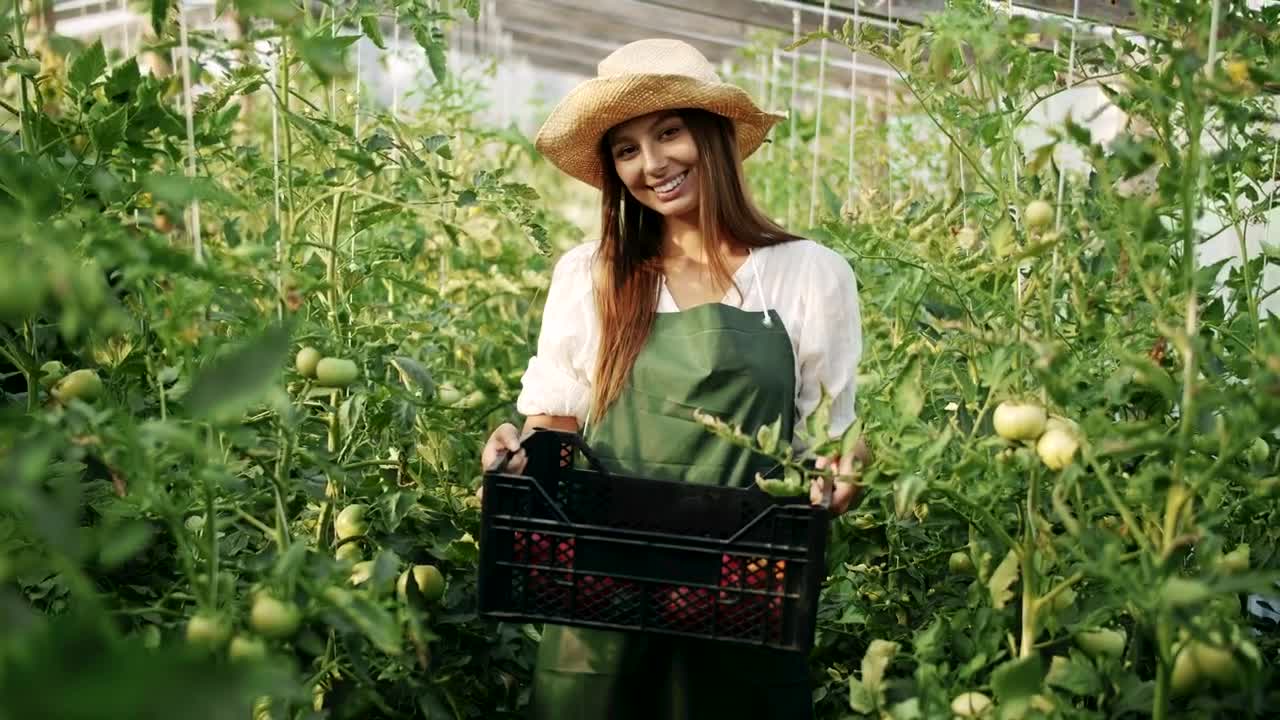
[535,74,786,189]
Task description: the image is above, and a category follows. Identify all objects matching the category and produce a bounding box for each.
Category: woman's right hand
[478,423,527,503]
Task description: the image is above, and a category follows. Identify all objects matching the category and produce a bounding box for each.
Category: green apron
[528,298,813,720]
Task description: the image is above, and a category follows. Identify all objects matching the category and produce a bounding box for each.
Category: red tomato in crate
[512,532,577,612]
[658,555,787,632]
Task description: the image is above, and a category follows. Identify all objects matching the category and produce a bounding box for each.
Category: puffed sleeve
[794,244,863,440]
[515,242,599,425]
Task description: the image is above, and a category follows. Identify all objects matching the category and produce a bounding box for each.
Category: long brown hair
[590,109,802,423]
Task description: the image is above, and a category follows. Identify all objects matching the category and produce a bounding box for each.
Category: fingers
[506,448,528,474]
[809,477,824,505]
[496,422,522,452]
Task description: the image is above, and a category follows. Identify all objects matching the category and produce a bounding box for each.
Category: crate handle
[528,428,614,480]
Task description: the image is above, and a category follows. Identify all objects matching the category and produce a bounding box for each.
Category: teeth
[655,172,687,193]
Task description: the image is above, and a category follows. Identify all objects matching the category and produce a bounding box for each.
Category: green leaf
[273,540,308,578]
[414,25,447,82]
[98,522,154,568]
[143,174,243,208]
[849,639,898,713]
[893,356,924,421]
[322,587,402,654]
[1046,654,1103,696]
[69,40,107,92]
[295,32,359,82]
[992,654,1045,711]
[893,474,926,521]
[444,535,479,564]
[861,639,899,690]
[105,58,141,103]
[889,698,922,720]
[235,0,301,23]
[360,15,386,49]
[183,323,291,423]
[460,0,480,20]
[848,678,877,714]
[390,356,435,396]
[382,491,418,532]
[423,134,452,159]
[988,548,1020,610]
[151,0,170,35]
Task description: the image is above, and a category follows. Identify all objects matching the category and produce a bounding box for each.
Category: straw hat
[534,38,787,189]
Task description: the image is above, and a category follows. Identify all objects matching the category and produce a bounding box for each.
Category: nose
[641,145,669,180]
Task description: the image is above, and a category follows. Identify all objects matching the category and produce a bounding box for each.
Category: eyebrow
[610,112,682,146]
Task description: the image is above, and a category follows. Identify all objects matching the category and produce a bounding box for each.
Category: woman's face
[608,111,700,219]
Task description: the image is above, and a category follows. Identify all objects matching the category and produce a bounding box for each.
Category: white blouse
[515,239,864,441]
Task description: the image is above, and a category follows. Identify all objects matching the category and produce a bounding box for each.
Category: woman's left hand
[809,436,871,516]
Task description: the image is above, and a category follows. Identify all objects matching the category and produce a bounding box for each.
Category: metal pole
[847,0,860,207]
[786,9,800,229]
[177,0,202,264]
[1054,0,1081,230]
[765,47,780,213]
[807,0,832,227]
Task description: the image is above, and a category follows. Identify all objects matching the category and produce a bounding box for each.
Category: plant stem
[13,0,33,152]
[202,432,220,608]
[327,192,346,336]
[1153,610,1173,720]
[1019,468,1040,658]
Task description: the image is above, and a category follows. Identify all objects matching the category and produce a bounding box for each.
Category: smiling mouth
[652,171,689,194]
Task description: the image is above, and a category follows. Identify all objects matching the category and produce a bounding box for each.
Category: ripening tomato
[295,347,322,378]
[993,401,1046,441]
[1024,200,1054,230]
[249,594,301,638]
[315,358,358,387]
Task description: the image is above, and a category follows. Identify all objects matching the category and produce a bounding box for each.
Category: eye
[614,145,636,160]
[660,126,681,139]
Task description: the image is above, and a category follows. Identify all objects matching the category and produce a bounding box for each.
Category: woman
[480,38,867,720]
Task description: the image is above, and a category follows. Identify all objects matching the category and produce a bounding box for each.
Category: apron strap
[748,248,773,328]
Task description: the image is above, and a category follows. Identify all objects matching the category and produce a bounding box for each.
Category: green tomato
[950,692,992,717]
[436,383,463,405]
[228,634,267,662]
[1050,586,1078,612]
[1024,200,1054,230]
[335,542,363,564]
[1216,544,1250,574]
[52,369,104,403]
[1246,437,1269,465]
[459,389,488,409]
[335,504,369,540]
[948,551,975,575]
[186,612,230,649]
[1036,428,1079,470]
[1171,640,1239,695]
[315,357,358,387]
[1074,627,1126,659]
[397,564,446,604]
[993,400,1046,441]
[295,347,322,378]
[1163,577,1212,608]
[39,360,67,389]
[249,594,301,638]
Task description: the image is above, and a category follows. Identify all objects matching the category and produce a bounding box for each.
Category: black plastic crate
[478,428,830,653]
